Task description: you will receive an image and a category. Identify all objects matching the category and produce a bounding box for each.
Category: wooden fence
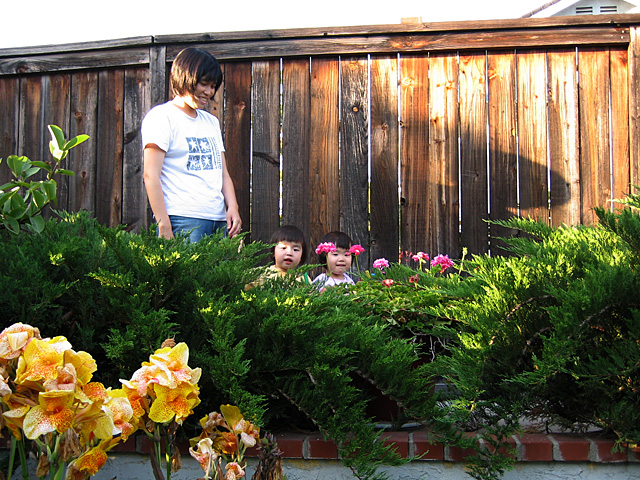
[2,14,640,267]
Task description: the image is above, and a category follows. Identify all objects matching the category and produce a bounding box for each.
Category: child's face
[327,247,352,278]
[274,241,303,271]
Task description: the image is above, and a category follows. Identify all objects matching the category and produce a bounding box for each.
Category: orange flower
[15,337,67,385]
[149,383,200,424]
[22,390,75,439]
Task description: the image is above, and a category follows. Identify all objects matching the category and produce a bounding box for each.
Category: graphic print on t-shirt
[186,136,222,171]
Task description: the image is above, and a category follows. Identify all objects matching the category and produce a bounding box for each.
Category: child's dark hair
[317,231,353,265]
[269,225,308,265]
[170,48,223,98]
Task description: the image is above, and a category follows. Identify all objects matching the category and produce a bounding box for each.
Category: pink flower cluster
[412,251,429,263]
[315,242,337,255]
[431,254,454,271]
[372,258,389,270]
[349,244,365,256]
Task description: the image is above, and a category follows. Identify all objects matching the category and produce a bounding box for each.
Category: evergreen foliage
[2,191,639,479]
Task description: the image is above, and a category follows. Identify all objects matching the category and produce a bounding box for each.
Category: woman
[141,48,241,242]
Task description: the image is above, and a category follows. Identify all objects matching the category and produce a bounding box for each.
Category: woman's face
[327,248,352,278]
[187,79,218,110]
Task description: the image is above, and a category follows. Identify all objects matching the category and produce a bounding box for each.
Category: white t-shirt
[141,102,227,221]
[312,273,356,289]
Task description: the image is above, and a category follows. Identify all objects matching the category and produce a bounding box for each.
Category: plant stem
[16,438,29,480]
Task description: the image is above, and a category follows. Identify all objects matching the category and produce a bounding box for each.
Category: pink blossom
[431,254,454,271]
[349,244,365,256]
[315,242,336,255]
[408,274,419,283]
[382,279,395,287]
[372,258,389,270]
[412,252,429,263]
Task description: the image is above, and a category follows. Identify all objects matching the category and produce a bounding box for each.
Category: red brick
[445,433,478,462]
[412,431,444,460]
[306,432,338,459]
[586,437,626,463]
[274,432,305,458]
[627,444,640,462]
[516,433,553,462]
[550,434,590,461]
[136,434,154,454]
[379,431,409,458]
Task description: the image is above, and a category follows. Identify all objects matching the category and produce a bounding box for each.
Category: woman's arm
[221,152,242,237]
[143,144,174,239]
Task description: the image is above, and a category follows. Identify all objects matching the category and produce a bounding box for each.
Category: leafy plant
[0,125,87,233]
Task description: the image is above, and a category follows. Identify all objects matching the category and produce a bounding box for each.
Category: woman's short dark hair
[317,231,353,265]
[170,48,223,98]
[269,225,308,265]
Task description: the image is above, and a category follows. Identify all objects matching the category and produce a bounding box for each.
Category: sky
[3,0,549,49]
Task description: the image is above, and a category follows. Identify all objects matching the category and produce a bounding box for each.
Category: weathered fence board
[309,58,340,251]
[340,57,370,265]
[488,51,518,252]
[400,55,430,257]
[251,60,281,244]
[370,56,400,264]
[2,16,640,265]
[459,52,489,256]
[547,49,580,227]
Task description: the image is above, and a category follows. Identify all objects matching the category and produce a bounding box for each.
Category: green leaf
[57,169,75,177]
[29,215,45,233]
[32,189,47,210]
[63,134,89,150]
[23,166,40,179]
[48,125,65,150]
[6,155,26,177]
[3,217,20,234]
[31,161,53,173]
[42,180,57,204]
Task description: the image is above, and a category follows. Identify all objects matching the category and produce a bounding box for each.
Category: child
[313,231,356,291]
[141,47,242,242]
[245,225,309,289]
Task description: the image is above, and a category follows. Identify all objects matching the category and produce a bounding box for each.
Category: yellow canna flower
[105,389,137,441]
[22,390,75,439]
[64,349,97,386]
[15,336,71,385]
[65,438,120,479]
[148,383,200,425]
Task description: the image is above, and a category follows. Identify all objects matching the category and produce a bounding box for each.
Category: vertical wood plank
[0,77,19,183]
[149,45,167,109]
[488,51,518,253]
[400,55,430,258]
[370,55,399,265]
[281,58,311,236]
[223,61,252,235]
[340,57,370,265]
[122,67,150,232]
[629,27,640,190]
[548,49,580,227]
[96,69,125,227]
[251,60,281,243]
[459,52,489,256]
[69,71,98,214]
[578,47,611,224]
[310,57,340,250]
[18,76,44,165]
[610,47,630,202]
[428,53,460,257]
[41,74,71,212]
[517,50,549,224]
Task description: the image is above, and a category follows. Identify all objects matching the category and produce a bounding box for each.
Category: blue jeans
[167,215,227,243]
